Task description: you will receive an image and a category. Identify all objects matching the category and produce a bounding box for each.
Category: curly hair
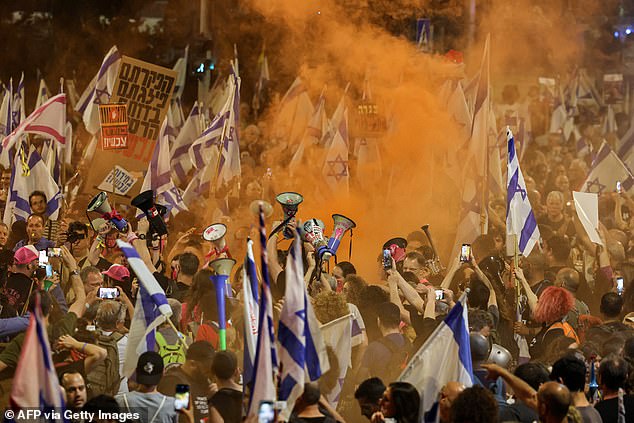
[533,286,574,324]
[344,274,367,306]
[312,291,348,324]
[451,385,498,423]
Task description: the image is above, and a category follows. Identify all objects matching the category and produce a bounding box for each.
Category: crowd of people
[2,55,634,423]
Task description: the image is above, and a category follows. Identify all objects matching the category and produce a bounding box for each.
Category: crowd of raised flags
[5,32,634,423]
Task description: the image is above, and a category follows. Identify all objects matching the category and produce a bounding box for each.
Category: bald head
[538,382,571,421]
[556,268,580,294]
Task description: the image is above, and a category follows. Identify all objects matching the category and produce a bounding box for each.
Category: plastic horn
[421,224,444,275]
[86,191,128,232]
[270,192,303,239]
[203,223,231,259]
[298,218,326,249]
[131,190,168,236]
[317,214,356,261]
[209,258,236,350]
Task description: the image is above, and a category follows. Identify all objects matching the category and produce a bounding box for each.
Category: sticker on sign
[97,166,140,197]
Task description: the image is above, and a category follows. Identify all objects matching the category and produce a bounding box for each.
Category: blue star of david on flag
[326,154,348,181]
[585,177,606,194]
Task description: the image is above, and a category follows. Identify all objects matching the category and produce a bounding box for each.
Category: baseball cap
[102,264,130,282]
[14,245,39,265]
[135,351,164,385]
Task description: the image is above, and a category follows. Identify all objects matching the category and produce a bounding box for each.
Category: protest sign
[81,56,177,203]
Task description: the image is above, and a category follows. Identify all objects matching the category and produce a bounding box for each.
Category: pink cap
[14,245,39,265]
[102,264,130,282]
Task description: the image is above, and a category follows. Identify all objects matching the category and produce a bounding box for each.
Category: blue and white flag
[3,144,62,226]
[171,102,203,186]
[76,46,121,134]
[289,89,327,176]
[584,141,634,194]
[0,83,12,136]
[273,77,314,147]
[506,127,540,257]
[252,47,270,117]
[399,292,473,423]
[416,18,431,51]
[35,78,50,110]
[603,104,618,135]
[12,73,25,130]
[322,94,350,193]
[139,117,187,216]
[248,206,279,417]
[9,295,66,420]
[117,240,172,378]
[215,66,242,189]
[278,231,308,415]
[320,314,352,408]
[243,238,260,387]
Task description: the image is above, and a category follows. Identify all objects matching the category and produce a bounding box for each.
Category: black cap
[382,237,407,251]
[135,351,164,386]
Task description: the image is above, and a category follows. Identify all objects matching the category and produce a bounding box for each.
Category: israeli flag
[243,238,260,387]
[399,292,473,423]
[584,141,634,194]
[506,127,540,257]
[117,240,172,378]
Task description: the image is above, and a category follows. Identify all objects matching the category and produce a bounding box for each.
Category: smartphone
[460,244,471,263]
[98,287,120,299]
[617,181,623,193]
[258,401,275,423]
[174,384,190,411]
[617,277,624,295]
[382,249,392,270]
[47,247,62,257]
[435,289,445,300]
[45,263,53,278]
[38,250,48,267]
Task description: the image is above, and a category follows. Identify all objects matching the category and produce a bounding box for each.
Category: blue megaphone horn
[317,214,356,261]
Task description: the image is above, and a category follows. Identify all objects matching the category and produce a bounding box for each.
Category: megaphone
[250,200,273,218]
[270,192,303,239]
[203,223,231,259]
[317,214,356,261]
[131,190,168,236]
[209,257,236,351]
[298,218,326,248]
[87,192,128,232]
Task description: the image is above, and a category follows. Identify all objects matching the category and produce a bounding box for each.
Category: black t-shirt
[158,366,210,423]
[499,402,539,423]
[171,282,190,302]
[594,395,634,423]
[209,388,243,423]
[2,273,35,315]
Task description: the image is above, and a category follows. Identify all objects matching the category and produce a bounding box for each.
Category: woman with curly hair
[529,286,578,360]
[371,382,420,423]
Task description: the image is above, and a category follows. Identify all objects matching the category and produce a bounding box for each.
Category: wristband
[127,233,139,243]
[70,269,80,277]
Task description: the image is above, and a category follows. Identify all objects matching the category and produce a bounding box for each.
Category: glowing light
[196,63,205,73]
[317,11,321,15]
[627,27,632,35]
[615,31,620,38]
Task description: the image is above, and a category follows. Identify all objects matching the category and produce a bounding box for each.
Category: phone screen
[174,384,190,410]
[45,264,53,278]
[435,289,444,300]
[38,250,48,267]
[617,277,624,295]
[98,287,119,299]
[617,181,623,193]
[382,249,391,270]
[460,244,471,262]
[258,401,275,423]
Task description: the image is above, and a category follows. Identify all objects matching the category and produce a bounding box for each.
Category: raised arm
[62,246,86,318]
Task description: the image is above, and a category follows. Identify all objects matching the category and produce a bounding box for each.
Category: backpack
[155,331,186,369]
[546,321,580,344]
[376,336,412,383]
[86,331,124,397]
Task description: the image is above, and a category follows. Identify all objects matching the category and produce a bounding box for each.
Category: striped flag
[139,117,187,216]
[117,240,172,378]
[35,78,50,110]
[506,127,540,257]
[76,46,121,134]
[289,90,327,176]
[12,73,25,130]
[322,94,350,193]
[584,141,634,194]
[3,144,62,225]
[320,314,352,408]
[247,206,278,417]
[399,291,473,423]
[170,102,203,186]
[0,83,12,136]
[243,238,260,387]
[272,77,314,146]
[252,47,270,117]
[9,295,66,420]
